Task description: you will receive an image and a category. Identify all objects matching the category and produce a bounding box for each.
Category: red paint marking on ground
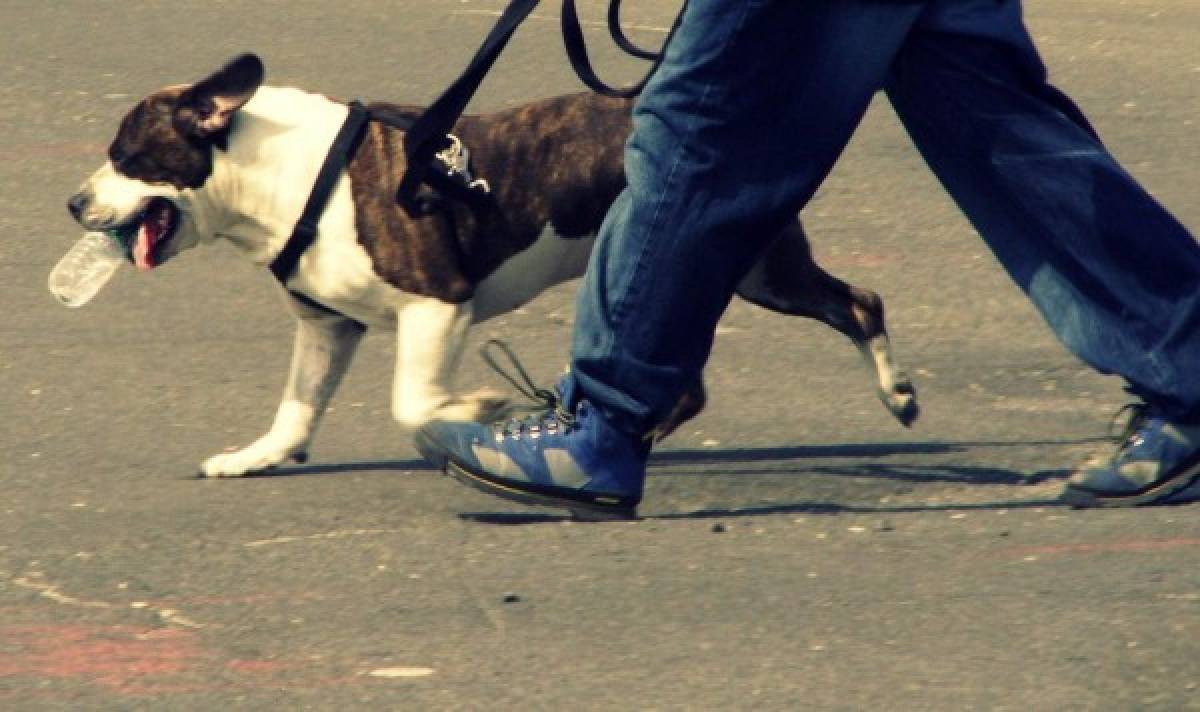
[1002,537,1200,559]
[0,624,200,685]
[0,624,344,699]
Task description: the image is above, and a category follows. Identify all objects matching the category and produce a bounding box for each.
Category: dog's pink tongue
[133,222,156,271]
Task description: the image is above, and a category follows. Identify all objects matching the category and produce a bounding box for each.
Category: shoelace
[480,339,577,439]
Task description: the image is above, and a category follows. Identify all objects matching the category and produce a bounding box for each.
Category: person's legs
[416,0,927,515]
[885,0,1200,505]
[567,0,926,435]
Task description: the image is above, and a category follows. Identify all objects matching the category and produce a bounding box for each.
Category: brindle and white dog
[67,54,917,477]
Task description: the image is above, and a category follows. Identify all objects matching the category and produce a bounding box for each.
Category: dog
[67,53,917,477]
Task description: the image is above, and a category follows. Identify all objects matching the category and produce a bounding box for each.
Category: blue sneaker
[1062,404,1200,507]
[414,343,648,519]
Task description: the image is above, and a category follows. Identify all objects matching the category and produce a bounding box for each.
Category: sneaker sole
[414,429,639,521]
[1061,457,1200,508]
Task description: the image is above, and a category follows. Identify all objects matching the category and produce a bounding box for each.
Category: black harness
[270,0,679,316]
[268,101,490,316]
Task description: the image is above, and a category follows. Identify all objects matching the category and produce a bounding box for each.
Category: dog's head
[67,54,265,270]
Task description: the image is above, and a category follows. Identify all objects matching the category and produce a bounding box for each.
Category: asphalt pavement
[1,1,1197,709]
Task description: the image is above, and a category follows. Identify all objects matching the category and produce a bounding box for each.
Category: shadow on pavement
[208,437,1100,485]
[448,439,1095,523]
[649,436,1105,465]
[201,459,430,479]
[658,462,1067,485]
[207,439,1094,521]
[459,494,1068,526]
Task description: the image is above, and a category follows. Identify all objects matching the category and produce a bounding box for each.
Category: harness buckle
[435,133,491,195]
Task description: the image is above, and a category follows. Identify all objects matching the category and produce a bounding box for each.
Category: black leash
[397,0,676,216]
[561,0,673,99]
[603,0,661,61]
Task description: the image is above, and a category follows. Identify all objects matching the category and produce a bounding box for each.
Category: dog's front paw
[200,442,307,478]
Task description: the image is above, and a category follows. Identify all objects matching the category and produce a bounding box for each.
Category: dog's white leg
[201,302,365,477]
[855,330,916,424]
[392,296,509,429]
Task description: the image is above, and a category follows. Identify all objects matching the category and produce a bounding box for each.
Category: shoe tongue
[1110,403,1151,443]
[554,375,580,410]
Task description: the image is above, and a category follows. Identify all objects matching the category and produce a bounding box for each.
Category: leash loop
[607,0,661,61]
[561,0,679,99]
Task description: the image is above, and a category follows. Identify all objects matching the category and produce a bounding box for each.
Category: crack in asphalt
[12,572,206,629]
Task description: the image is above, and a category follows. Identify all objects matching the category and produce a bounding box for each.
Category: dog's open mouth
[113,198,180,271]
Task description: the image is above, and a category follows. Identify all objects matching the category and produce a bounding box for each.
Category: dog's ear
[175,53,265,138]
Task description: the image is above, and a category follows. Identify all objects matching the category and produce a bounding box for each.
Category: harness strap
[270,99,371,285]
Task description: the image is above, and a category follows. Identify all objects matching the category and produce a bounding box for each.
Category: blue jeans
[566,0,1200,433]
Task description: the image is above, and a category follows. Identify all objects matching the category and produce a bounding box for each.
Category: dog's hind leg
[736,219,918,426]
[200,298,365,477]
[392,296,510,430]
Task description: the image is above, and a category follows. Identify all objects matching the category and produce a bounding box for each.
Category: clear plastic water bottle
[47,231,127,308]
